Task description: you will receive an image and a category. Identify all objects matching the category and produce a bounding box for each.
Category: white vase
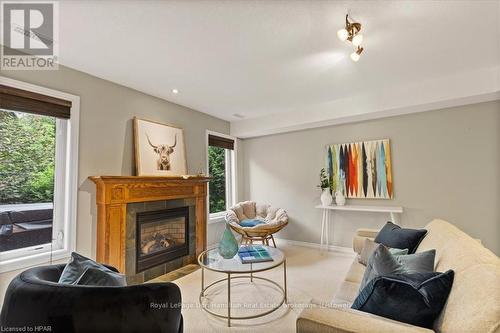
[320,188,333,206]
[335,191,346,206]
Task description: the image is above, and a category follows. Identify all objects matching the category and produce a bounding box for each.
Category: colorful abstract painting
[326,139,393,199]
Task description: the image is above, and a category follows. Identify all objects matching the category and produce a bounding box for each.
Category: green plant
[317,168,330,190]
[208,146,226,213]
[0,110,56,204]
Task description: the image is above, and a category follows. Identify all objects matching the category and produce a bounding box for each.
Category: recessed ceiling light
[172,89,179,94]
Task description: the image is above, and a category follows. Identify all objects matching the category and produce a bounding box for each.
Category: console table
[315,204,403,251]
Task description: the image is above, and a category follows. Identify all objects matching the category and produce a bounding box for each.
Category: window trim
[0,76,79,274]
[206,130,237,224]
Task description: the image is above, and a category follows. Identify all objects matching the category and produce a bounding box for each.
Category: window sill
[0,248,71,274]
[209,212,226,225]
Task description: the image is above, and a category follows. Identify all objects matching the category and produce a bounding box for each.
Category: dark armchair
[0,264,183,333]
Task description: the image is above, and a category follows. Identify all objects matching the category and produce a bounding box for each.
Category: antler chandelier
[337,14,364,62]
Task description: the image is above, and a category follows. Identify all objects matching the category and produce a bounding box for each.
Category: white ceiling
[56,0,499,137]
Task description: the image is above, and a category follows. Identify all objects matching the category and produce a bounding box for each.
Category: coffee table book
[237,245,274,264]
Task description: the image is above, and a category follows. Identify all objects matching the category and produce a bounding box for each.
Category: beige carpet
[174,241,355,332]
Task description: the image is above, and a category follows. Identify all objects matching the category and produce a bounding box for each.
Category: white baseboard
[275,238,355,255]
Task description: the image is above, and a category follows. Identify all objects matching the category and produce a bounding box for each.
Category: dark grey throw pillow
[374,222,427,254]
[75,267,126,286]
[59,252,126,286]
[360,244,435,291]
[358,238,408,266]
[352,270,455,328]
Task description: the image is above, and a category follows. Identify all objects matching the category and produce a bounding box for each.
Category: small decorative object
[326,139,393,199]
[335,191,346,206]
[133,117,187,176]
[219,223,239,259]
[321,188,333,206]
[318,168,333,206]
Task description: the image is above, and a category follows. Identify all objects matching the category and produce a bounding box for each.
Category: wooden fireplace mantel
[89,175,210,272]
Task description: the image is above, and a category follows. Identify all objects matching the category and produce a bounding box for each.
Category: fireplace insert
[136,206,189,272]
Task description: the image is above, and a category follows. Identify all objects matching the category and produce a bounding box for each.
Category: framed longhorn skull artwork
[133,117,188,176]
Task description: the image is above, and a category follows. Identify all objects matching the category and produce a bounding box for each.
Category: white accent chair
[225,201,288,247]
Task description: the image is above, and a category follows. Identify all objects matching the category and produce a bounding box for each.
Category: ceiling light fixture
[338,14,365,61]
[350,46,363,62]
[172,89,179,94]
[352,34,363,46]
[336,28,349,41]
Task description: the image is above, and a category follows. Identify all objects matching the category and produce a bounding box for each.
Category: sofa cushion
[239,219,265,228]
[265,206,279,221]
[231,203,247,220]
[344,260,366,284]
[241,201,257,219]
[375,222,427,254]
[9,209,53,223]
[358,238,409,266]
[352,270,454,329]
[0,212,11,225]
[75,266,126,286]
[360,245,435,290]
[255,203,270,218]
[59,252,125,285]
[333,280,360,305]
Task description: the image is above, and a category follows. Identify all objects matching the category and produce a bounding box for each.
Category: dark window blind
[208,134,234,150]
[0,84,72,119]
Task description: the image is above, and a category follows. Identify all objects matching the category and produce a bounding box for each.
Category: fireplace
[136,206,189,272]
[89,176,209,282]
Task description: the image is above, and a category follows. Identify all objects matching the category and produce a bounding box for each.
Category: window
[207,132,236,221]
[0,78,79,273]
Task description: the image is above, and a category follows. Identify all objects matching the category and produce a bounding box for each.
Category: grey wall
[240,101,500,255]
[0,66,229,302]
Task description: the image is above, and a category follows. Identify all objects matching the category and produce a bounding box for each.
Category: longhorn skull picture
[146,133,177,171]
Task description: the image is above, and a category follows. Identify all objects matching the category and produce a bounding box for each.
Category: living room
[0,1,499,333]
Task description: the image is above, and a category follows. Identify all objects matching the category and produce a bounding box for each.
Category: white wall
[240,101,500,255]
[0,66,229,304]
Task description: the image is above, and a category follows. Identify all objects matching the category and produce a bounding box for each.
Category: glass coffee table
[198,246,287,327]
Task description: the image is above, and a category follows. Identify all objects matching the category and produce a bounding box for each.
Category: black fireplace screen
[136,206,189,272]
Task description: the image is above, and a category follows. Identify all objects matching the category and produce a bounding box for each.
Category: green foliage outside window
[0,110,56,204]
[208,146,226,214]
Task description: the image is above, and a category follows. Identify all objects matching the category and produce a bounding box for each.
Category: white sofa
[297,219,500,333]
